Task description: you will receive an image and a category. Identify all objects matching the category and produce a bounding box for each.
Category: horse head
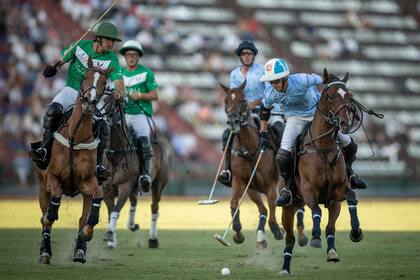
[220,81,249,134]
[320,69,353,134]
[79,57,114,114]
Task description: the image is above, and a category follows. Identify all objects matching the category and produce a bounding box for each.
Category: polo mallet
[52,0,121,68]
[198,130,233,205]
[214,149,264,246]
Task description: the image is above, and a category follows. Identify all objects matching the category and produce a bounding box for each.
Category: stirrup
[96,165,109,183]
[139,175,152,192]
[276,189,292,207]
[349,174,368,189]
[218,169,231,183]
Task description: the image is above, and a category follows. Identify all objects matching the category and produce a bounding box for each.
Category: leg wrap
[346,190,360,229]
[231,207,242,232]
[296,208,305,227]
[87,198,102,226]
[257,213,267,232]
[326,234,336,251]
[47,196,61,222]
[312,211,322,239]
[282,244,294,272]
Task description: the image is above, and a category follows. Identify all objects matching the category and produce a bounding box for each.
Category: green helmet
[94,22,122,42]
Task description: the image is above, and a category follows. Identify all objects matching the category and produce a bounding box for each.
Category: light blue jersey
[230,63,283,114]
[263,73,323,118]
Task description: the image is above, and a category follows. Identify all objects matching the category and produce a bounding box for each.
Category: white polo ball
[221,267,230,276]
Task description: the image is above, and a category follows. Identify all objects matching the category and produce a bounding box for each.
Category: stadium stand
[1,0,419,189]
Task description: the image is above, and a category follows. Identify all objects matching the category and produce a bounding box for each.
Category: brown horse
[221,81,284,248]
[279,69,356,276]
[102,99,172,249]
[35,57,112,264]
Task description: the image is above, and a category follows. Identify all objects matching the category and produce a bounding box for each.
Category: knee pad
[221,128,232,150]
[96,119,110,149]
[342,138,357,163]
[272,121,285,139]
[43,102,63,130]
[276,149,292,174]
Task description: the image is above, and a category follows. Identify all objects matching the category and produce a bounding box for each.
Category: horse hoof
[310,238,322,248]
[128,224,140,232]
[256,240,268,250]
[350,228,363,243]
[148,238,159,248]
[38,252,50,265]
[278,270,290,277]
[298,234,309,247]
[107,240,117,249]
[269,222,284,240]
[233,232,245,244]
[73,249,86,263]
[327,249,340,262]
[103,230,113,242]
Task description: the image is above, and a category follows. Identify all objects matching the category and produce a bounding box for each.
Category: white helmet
[260,58,290,82]
[119,40,144,57]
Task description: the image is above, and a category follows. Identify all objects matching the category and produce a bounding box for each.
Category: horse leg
[127,182,140,231]
[279,205,296,277]
[346,190,363,242]
[38,185,52,264]
[106,181,131,249]
[247,189,268,249]
[41,174,62,226]
[102,181,116,243]
[73,194,91,263]
[148,183,162,248]
[266,184,284,240]
[230,178,245,244]
[80,177,103,242]
[326,201,341,262]
[296,207,308,246]
[303,190,322,248]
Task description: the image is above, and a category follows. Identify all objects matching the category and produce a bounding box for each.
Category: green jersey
[123,65,158,116]
[61,40,122,91]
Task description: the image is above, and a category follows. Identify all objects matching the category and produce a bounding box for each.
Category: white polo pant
[125,114,150,138]
[280,116,352,151]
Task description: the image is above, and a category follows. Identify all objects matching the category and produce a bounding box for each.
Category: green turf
[0,229,419,280]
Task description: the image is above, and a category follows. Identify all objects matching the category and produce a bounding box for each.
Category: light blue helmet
[260,58,290,82]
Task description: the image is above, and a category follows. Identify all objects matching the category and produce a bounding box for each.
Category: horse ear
[323,68,329,83]
[88,56,93,68]
[343,72,350,83]
[220,83,230,93]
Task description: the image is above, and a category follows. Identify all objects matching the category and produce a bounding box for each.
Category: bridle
[78,67,107,111]
[316,80,353,132]
[226,96,250,127]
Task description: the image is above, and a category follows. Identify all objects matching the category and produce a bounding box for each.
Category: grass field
[0,197,419,280]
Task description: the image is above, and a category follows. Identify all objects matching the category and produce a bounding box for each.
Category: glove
[42,65,58,78]
[260,131,270,150]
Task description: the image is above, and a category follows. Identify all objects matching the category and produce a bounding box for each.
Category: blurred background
[1,0,419,197]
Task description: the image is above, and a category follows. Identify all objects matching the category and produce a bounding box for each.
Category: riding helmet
[234,40,259,56]
[260,58,290,82]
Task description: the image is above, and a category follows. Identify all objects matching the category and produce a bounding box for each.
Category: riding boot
[29,102,63,169]
[217,128,233,187]
[95,119,110,184]
[342,139,368,189]
[137,136,153,193]
[276,149,293,206]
